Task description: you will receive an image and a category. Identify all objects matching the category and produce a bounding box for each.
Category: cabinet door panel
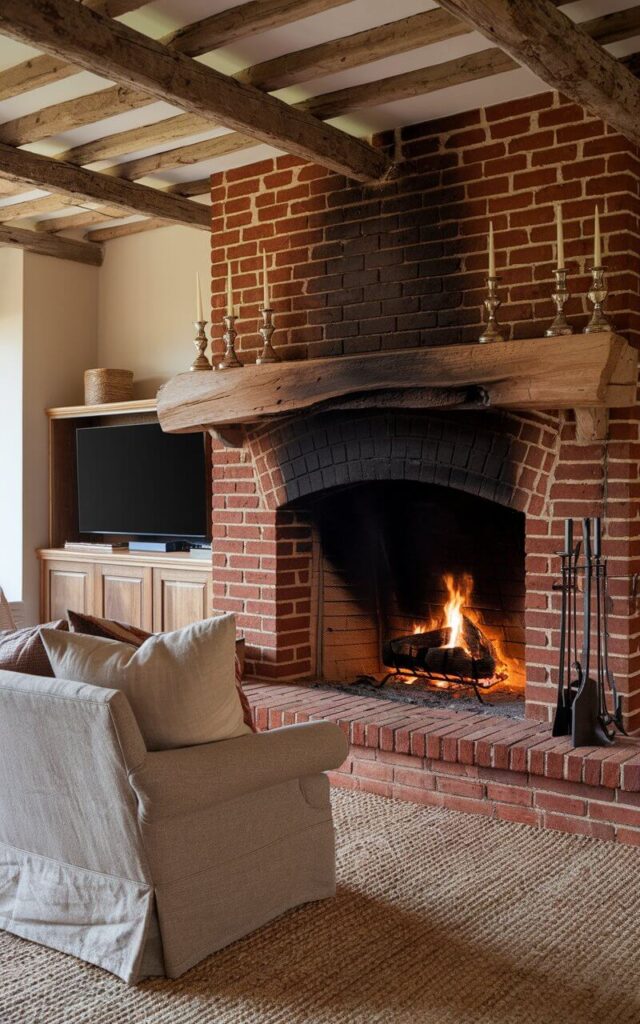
[96,564,152,631]
[152,569,212,633]
[44,560,94,621]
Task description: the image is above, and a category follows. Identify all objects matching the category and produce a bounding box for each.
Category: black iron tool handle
[556,521,571,698]
[582,518,592,680]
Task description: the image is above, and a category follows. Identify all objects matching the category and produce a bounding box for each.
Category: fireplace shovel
[572,519,609,747]
[552,519,573,737]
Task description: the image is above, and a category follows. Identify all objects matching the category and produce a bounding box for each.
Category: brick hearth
[245,682,640,847]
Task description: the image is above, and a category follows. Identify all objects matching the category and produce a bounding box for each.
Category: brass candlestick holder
[190,320,212,371]
[479,276,504,343]
[217,313,244,370]
[545,267,573,337]
[584,266,613,334]
[256,307,280,364]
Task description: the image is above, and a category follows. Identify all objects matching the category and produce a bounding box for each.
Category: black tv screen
[76,423,209,540]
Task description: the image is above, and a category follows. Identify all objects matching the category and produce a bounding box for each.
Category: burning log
[383,615,499,684]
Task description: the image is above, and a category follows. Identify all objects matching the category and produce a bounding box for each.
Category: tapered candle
[195,272,204,321]
[226,263,234,317]
[488,220,496,278]
[594,205,601,267]
[555,203,564,270]
[262,248,270,309]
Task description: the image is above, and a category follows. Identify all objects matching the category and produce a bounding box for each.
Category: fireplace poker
[593,519,614,745]
[552,519,573,737]
[602,557,626,734]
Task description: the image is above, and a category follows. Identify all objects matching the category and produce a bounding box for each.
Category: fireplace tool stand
[552,517,626,746]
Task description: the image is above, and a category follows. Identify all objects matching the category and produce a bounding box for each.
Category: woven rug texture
[1,788,639,1024]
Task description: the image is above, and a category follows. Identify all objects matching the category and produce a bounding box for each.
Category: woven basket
[84,368,133,405]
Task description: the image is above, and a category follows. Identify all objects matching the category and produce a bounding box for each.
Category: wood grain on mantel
[156,333,638,444]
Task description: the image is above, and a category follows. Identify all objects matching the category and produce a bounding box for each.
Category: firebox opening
[293,481,525,708]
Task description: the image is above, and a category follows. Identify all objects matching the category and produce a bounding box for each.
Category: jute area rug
[1,789,639,1024]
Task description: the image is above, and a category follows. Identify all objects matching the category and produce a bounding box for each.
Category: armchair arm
[129,721,349,822]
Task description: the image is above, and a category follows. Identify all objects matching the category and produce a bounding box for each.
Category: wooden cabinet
[39,550,212,630]
[42,558,95,621]
[95,563,153,631]
[152,567,212,632]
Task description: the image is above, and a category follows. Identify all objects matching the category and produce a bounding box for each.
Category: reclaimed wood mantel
[156,332,638,446]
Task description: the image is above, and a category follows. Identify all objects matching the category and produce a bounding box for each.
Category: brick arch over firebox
[248,410,560,516]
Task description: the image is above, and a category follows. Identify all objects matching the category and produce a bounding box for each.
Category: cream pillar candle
[195,272,204,321]
[262,249,270,309]
[226,263,234,317]
[555,203,565,269]
[488,221,496,277]
[593,205,602,267]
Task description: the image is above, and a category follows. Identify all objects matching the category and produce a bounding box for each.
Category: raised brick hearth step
[245,682,640,846]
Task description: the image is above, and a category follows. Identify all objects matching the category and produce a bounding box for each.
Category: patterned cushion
[0,620,69,677]
[67,610,256,732]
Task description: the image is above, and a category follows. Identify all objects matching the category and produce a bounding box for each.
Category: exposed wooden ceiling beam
[88,217,168,241]
[436,0,640,148]
[106,132,257,181]
[35,207,121,232]
[236,8,470,92]
[0,142,210,228]
[162,0,350,57]
[303,47,517,119]
[0,0,388,183]
[60,112,211,166]
[0,0,149,100]
[0,222,102,263]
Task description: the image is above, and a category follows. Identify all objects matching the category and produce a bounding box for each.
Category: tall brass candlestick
[584,266,613,334]
[256,307,280,364]
[545,268,572,337]
[218,313,243,370]
[190,319,212,370]
[479,276,504,343]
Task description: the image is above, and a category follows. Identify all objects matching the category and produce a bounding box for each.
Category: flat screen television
[76,423,209,540]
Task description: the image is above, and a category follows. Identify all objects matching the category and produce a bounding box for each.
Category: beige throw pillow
[40,613,251,751]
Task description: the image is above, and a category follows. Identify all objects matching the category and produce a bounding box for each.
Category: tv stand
[42,399,212,632]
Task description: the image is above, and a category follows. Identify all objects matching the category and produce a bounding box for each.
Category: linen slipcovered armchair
[0,669,348,982]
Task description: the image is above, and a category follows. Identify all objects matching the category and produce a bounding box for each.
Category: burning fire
[407,572,521,689]
[412,573,474,651]
[442,573,473,650]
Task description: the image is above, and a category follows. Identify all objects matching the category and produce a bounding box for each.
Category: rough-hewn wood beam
[302,48,517,119]
[0,87,151,147]
[157,333,638,433]
[0,0,148,100]
[0,222,102,264]
[162,0,350,57]
[0,0,388,182]
[237,8,470,92]
[0,142,210,228]
[60,113,211,166]
[107,132,257,181]
[88,217,168,241]
[436,0,640,147]
[35,207,120,232]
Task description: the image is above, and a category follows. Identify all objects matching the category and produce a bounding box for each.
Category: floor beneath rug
[2,789,640,1024]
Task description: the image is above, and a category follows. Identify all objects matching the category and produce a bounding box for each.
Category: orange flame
[442,573,473,650]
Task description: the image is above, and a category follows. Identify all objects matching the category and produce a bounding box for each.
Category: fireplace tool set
[552,517,626,747]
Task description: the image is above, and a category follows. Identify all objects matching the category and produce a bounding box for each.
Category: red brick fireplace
[207,89,640,731]
[152,88,640,846]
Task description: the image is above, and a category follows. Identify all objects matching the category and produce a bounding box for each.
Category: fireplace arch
[248,409,559,518]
